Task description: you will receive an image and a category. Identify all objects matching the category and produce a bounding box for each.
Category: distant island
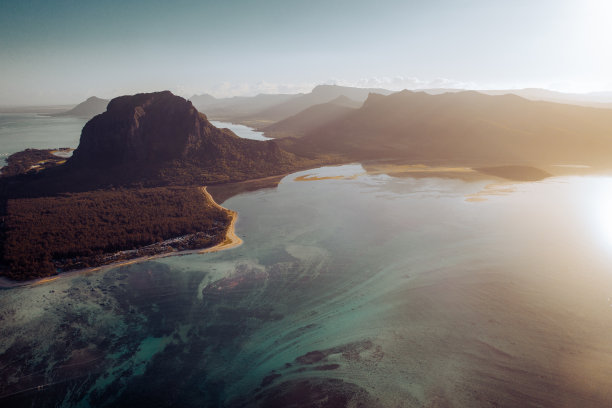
[2,87,612,281]
[50,96,109,119]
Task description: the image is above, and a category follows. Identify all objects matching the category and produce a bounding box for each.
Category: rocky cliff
[2,91,315,197]
[68,91,305,183]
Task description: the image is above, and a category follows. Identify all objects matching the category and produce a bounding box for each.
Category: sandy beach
[198,186,243,253]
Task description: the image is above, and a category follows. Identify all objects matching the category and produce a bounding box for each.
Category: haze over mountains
[189,84,394,127]
[50,96,109,119]
[186,84,612,129]
[423,88,612,109]
[7,83,612,127]
[4,84,612,184]
[263,96,361,139]
[280,90,612,168]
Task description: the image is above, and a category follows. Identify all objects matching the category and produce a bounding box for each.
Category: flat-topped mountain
[69,91,302,177]
[73,91,278,164]
[51,96,109,119]
[4,91,316,196]
[287,90,612,167]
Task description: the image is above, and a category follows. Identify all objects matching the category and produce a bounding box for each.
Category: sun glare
[580,0,612,59]
[587,178,612,252]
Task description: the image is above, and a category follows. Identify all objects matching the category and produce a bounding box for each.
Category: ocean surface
[2,115,612,406]
[2,161,612,406]
[0,113,88,166]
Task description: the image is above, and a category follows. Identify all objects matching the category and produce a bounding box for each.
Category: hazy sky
[1,0,611,105]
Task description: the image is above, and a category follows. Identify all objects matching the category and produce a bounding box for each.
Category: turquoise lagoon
[2,163,612,406]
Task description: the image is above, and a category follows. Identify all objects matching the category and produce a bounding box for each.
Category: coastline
[198,186,243,253]
[2,161,588,290]
[0,186,242,289]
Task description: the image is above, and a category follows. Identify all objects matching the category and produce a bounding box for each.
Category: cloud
[195,81,316,98]
[328,76,480,91]
[194,75,603,99]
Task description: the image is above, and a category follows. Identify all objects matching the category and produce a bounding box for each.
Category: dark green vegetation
[2,187,229,280]
[207,174,287,205]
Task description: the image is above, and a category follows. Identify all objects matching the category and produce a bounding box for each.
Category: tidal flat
[2,164,612,407]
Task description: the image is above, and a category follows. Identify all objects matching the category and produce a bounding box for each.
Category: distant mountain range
[4,86,612,175]
[186,85,612,138]
[69,91,305,180]
[189,93,297,125]
[262,96,361,139]
[189,84,395,127]
[421,88,612,109]
[3,84,611,121]
[282,90,612,168]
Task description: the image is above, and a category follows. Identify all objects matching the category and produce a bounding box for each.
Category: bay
[2,164,612,406]
[210,121,271,141]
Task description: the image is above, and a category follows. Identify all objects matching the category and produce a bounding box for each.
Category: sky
[1,0,611,105]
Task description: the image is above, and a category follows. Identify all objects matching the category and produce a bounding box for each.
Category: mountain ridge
[285,90,612,167]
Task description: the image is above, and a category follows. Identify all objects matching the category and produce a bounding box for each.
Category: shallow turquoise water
[2,165,612,406]
[0,114,88,166]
